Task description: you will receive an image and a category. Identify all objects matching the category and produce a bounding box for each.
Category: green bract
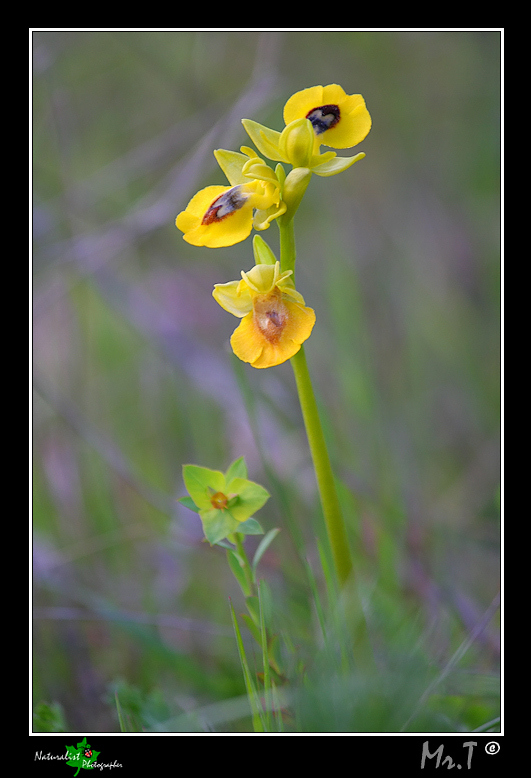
[180,457,270,545]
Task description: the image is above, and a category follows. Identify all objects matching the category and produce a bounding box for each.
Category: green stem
[278,216,352,586]
[290,346,353,586]
[234,532,255,597]
[278,215,296,277]
[277,211,374,669]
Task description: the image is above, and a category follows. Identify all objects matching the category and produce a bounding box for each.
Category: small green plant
[179,456,284,727]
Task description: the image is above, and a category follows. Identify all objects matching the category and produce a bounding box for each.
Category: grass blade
[252,528,281,575]
[229,598,265,732]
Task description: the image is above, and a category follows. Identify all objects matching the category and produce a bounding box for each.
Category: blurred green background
[32,30,501,733]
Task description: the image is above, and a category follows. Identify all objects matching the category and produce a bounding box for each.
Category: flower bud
[279,119,315,168]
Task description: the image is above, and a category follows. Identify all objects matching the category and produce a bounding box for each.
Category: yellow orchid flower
[284,84,372,151]
[242,84,371,177]
[175,148,286,248]
[213,259,315,369]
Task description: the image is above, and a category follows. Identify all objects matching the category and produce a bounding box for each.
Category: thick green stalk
[278,215,352,586]
[289,346,353,586]
[277,209,374,669]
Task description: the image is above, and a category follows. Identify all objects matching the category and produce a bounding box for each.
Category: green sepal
[213,149,250,185]
[242,119,284,162]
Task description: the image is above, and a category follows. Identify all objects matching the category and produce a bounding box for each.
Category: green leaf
[252,528,281,574]
[212,538,234,550]
[114,691,131,732]
[227,479,270,522]
[201,510,239,545]
[224,456,248,483]
[182,464,225,508]
[177,496,200,512]
[227,548,251,596]
[237,517,264,535]
[245,595,260,624]
[229,599,265,732]
[240,612,262,644]
[258,580,272,731]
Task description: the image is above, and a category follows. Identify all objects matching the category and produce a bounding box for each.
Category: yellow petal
[321,83,349,105]
[281,299,316,347]
[321,95,371,149]
[283,86,325,126]
[212,280,253,317]
[175,210,198,232]
[177,185,228,221]
[230,313,266,366]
